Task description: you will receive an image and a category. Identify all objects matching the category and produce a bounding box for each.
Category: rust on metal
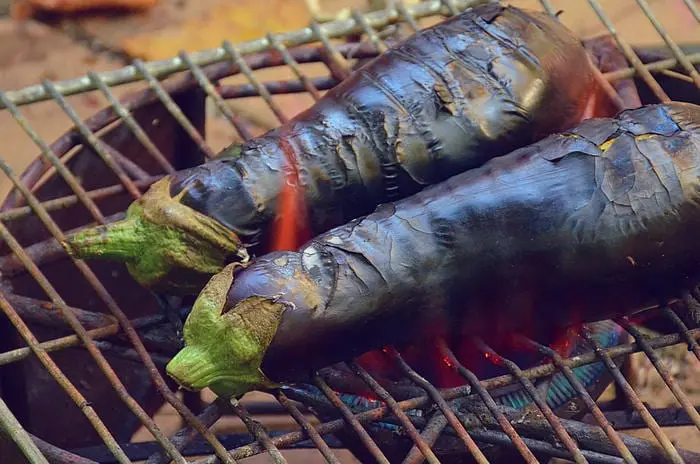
[618,318,700,432]
[581,326,686,464]
[276,391,342,464]
[0,1,700,463]
[312,373,392,464]
[87,71,177,174]
[519,337,637,464]
[389,348,490,464]
[474,340,587,464]
[348,361,441,464]
[438,340,539,464]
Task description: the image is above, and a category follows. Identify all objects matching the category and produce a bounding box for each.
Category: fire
[270,137,312,252]
[269,72,626,390]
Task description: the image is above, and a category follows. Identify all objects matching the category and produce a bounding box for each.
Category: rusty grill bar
[0,0,699,463]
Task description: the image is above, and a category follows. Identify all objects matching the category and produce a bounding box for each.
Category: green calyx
[62,177,248,294]
[166,264,288,399]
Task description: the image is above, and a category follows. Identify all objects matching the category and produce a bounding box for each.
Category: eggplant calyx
[166,265,288,399]
[62,177,247,294]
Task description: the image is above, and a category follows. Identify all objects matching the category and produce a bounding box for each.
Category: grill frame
[0,1,699,463]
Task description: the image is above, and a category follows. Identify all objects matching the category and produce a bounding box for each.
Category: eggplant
[64,1,609,295]
[165,101,700,399]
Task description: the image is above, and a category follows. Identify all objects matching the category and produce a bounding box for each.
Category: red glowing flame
[271,137,312,252]
[268,66,627,388]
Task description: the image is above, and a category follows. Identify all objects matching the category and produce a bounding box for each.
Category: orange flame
[270,138,312,252]
[270,51,632,388]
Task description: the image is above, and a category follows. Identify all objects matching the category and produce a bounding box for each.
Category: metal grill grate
[0,1,699,463]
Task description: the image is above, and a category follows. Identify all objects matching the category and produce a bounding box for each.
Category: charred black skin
[170,1,595,251]
[223,102,700,383]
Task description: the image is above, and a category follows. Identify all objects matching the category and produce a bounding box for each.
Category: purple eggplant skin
[66,0,599,295]
[172,1,594,241]
[165,102,700,399]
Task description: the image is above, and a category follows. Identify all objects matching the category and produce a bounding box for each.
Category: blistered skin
[222,102,700,383]
[68,1,604,294]
[171,2,595,249]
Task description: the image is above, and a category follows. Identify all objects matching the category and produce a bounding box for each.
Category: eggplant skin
[217,102,700,383]
[170,1,594,248]
[68,1,599,295]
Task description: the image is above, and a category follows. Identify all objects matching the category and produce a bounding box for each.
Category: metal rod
[0,324,118,366]
[402,411,448,464]
[519,337,637,464]
[177,51,253,141]
[0,176,160,222]
[222,42,289,124]
[0,91,106,223]
[313,373,391,464]
[395,1,422,32]
[632,0,700,89]
[603,52,700,83]
[146,400,227,464]
[266,33,323,101]
[0,306,169,366]
[586,0,670,102]
[0,0,487,109]
[581,326,685,464]
[131,59,216,159]
[537,0,558,17]
[0,158,196,464]
[276,391,342,464]
[661,68,695,83]
[0,396,50,464]
[388,348,490,464]
[311,21,353,81]
[475,340,588,464]
[439,0,460,16]
[0,290,130,464]
[40,80,143,199]
[351,9,389,54]
[348,361,441,464]
[661,306,700,362]
[229,399,288,464]
[438,340,539,464]
[618,318,700,433]
[87,71,177,174]
[680,0,700,23]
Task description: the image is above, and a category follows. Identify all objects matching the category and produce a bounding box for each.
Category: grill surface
[0,1,700,463]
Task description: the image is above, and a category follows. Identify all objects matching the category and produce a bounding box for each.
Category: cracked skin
[166,102,700,400]
[63,2,603,295]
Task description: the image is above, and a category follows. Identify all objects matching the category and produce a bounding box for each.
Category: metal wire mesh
[0,0,699,463]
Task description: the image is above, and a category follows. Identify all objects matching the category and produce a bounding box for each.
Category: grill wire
[0,0,699,463]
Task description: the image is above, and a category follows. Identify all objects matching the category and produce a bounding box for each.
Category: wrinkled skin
[65,1,605,294]
[167,102,700,399]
